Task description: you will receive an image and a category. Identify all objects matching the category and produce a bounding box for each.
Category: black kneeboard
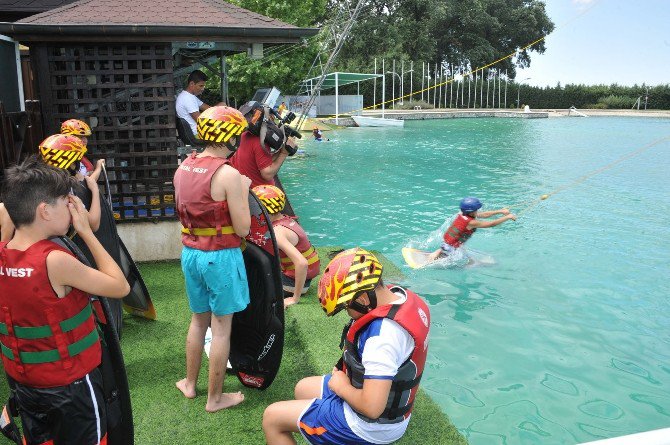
[71,180,125,336]
[53,236,134,445]
[229,192,284,390]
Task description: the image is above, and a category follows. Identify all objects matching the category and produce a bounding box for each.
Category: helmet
[38,134,87,170]
[196,106,248,151]
[253,185,285,214]
[318,248,383,316]
[238,101,265,135]
[60,119,92,137]
[460,197,482,213]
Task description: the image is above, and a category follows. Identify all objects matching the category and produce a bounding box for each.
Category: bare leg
[176,312,210,399]
[294,376,324,400]
[263,399,313,445]
[205,313,244,412]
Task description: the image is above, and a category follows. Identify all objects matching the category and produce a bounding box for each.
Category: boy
[263,248,430,445]
[252,185,320,308]
[428,197,516,261]
[60,118,105,181]
[0,156,129,445]
[173,106,251,412]
[1,134,101,242]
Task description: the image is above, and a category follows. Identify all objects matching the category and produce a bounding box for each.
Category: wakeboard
[52,236,134,444]
[229,192,284,390]
[402,247,496,269]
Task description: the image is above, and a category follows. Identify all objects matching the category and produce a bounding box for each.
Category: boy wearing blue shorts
[263,248,431,444]
[173,106,252,412]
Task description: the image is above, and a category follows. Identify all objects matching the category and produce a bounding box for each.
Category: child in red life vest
[253,185,320,309]
[428,197,516,262]
[173,106,252,412]
[263,248,430,445]
[0,156,129,445]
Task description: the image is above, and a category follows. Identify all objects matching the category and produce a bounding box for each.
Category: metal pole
[426,62,430,105]
[449,63,454,108]
[392,59,396,109]
[480,70,484,109]
[410,61,414,102]
[473,72,477,108]
[467,74,471,108]
[486,70,491,108]
[498,72,501,109]
[461,68,465,107]
[434,65,438,108]
[421,62,425,102]
[373,58,377,110]
[401,60,404,105]
[382,59,385,118]
[220,52,228,104]
[504,70,508,108]
[335,72,339,125]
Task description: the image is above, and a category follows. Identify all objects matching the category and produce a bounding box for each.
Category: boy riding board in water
[0,157,129,444]
[263,248,430,445]
[428,197,516,262]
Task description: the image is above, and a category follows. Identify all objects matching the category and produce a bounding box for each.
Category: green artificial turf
[0,248,467,444]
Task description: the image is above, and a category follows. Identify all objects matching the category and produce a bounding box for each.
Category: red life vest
[442,213,476,248]
[174,154,241,251]
[273,215,320,279]
[0,240,101,388]
[342,286,430,424]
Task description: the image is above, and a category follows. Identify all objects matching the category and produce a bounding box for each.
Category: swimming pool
[281,116,670,444]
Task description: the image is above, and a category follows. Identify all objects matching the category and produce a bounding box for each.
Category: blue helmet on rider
[460,197,482,214]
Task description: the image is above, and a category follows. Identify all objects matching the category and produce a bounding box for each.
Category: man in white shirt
[176,70,216,136]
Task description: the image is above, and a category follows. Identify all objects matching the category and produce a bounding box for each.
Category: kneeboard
[402,247,496,269]
[402,247,434,269]
[71,180,125,335]
[53,236,134,445]
[229,192,284,390]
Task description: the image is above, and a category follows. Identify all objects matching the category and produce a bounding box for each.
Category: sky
[516,0,670,87]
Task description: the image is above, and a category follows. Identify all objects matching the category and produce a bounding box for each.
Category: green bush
[598,95,637,109]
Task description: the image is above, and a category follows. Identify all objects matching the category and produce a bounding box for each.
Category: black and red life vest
[0,240,101,388]
[342,286,430,424]
[273,215,320,279]
[443,213,476,248]
[174,154,241,251]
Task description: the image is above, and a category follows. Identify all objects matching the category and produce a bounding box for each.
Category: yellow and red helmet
[60,119,92,137]
[38,134,87,171]
[317,247,383,316]
[197,106,248,151]
[253,185,285,214]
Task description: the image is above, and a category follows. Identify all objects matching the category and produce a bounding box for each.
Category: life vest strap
[0,304,93,339]
[280,246,318,270]
[0,328,99,364]
[181,226,235,236]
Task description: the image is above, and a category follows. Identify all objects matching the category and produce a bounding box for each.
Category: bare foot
[284,297,298,309]
[176,378,196,399]
[205,391,245,412]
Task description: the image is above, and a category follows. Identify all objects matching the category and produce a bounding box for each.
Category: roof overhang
[0,23,319,43]
[302,72,383,91]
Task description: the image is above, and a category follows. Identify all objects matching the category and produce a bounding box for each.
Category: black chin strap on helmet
[348,289,378,314]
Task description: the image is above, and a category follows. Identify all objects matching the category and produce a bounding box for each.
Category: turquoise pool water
[281,117,670,445]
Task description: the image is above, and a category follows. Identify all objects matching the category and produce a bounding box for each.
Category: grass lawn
[0,247,467,444]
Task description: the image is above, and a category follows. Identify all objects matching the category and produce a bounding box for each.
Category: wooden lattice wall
[31,43,177,222]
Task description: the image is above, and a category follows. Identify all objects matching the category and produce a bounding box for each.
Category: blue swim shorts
[297,375,374,445]
[181,246,250,316]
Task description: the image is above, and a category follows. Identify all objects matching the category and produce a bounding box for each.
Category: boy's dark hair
[2,155,76,228]
[187,70,208,85]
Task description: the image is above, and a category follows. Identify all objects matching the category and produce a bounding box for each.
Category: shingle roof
[0,0,76,13]
[17,0,295,28]
[0,0,319,41]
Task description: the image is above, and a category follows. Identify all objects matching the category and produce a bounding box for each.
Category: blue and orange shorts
[297,375,374,445]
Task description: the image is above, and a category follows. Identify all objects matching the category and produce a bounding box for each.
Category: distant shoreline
[540,108,670,118]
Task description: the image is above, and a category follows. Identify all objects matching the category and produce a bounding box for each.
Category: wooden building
[0,0,317,222]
